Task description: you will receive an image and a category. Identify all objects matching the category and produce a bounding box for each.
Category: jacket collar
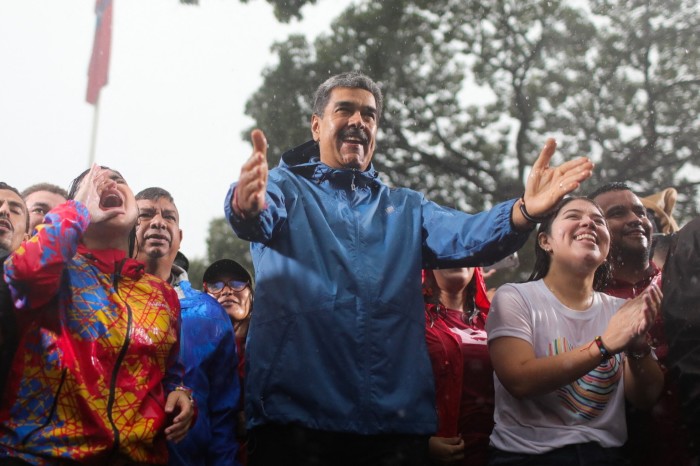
[77,243,145,278]
[280,140,382,189]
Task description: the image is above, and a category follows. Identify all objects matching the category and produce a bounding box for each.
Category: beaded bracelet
[518,197,548,224]
[594,336,614,361]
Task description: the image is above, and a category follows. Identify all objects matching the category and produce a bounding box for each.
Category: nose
[150,213,166,229]
[347,110,365,128]
[0,201,9,216]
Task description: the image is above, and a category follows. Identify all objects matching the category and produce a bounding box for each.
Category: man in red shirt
[590,182,691,466]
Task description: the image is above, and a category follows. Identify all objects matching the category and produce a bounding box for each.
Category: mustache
[339,127,368,144]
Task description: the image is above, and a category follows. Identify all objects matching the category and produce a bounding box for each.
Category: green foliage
[180,0,318,22]
[205,217,254,277]
[186,257,207,291]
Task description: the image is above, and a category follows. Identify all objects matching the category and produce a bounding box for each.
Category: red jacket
[424,268,493,466]
[0,201,182,465]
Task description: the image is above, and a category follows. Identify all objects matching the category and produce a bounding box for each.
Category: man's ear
[311,114,321,142]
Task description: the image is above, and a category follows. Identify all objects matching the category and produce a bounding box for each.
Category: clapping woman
[486,197,662,465]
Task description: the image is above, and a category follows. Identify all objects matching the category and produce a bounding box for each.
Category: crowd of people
[0,71,698,466]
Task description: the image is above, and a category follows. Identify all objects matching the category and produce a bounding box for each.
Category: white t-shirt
[486,280,628,454]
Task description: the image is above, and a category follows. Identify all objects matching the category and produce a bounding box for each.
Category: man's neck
[610,254,655,285]
[140,256,173,282]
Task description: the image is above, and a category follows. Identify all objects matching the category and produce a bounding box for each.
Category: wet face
[312,87,378,171]
[593,190,652,263]
[539,199,610,270]
[433,268,475,294]
[24,190,67,232]
[205,273,252,323]
[136,197,182,260]
[83,169,139,234]
[0,189,29,252]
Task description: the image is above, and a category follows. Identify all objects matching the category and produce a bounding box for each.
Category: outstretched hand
[72,164,121,224]
[233,129,269,218]
[514,139,594,228]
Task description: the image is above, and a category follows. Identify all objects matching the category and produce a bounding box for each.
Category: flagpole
[88,96,100,168]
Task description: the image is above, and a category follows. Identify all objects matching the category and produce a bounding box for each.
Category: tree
[180,0,319,22]
[205,217,254,276]
[243,0,699,281]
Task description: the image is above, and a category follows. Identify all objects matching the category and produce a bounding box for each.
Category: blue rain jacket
[168,272,240,466]
[225,140,530,435]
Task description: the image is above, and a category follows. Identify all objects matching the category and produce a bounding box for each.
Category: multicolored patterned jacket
[0,201,182,465]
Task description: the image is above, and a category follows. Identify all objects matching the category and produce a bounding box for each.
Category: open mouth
[574,233,597,243]
[99,188,123,209]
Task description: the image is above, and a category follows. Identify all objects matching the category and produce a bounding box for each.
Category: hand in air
[233,129,269,218]
[522,138,595,217]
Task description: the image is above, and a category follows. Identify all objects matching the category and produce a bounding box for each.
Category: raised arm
[231,129,269,219]
[511,138,594,230]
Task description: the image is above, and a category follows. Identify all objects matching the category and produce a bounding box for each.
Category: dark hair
[67,166,125,200]
[135,187,175,204]
[21,182,69,200]
[528,196,611,289]
[313,71,383,121]
[587,181,632,201]
[0,181,30,233]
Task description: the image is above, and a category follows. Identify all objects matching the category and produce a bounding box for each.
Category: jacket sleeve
[162,283,186,393]
[224,179,288,244]
[4,200,89,310]
[206,302,240,466]
[421,198,531,269]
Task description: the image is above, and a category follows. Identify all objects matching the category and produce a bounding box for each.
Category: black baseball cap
[203,259,252,285]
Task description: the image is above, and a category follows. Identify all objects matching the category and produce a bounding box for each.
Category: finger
[251,129,268,159]
[530,138,557,171]
[164,393,177,414]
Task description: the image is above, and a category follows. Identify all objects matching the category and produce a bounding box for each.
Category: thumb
[164,393,177,414]
[251,129,268,159]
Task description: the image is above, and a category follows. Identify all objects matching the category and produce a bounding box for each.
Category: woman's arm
[489,335,604,399]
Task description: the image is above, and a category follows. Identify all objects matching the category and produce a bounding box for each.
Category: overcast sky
[1,0,350,259]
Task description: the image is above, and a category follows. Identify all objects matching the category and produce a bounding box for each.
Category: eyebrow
[562,207,605,219]
[334,101,377,113]
[29,202,51,210]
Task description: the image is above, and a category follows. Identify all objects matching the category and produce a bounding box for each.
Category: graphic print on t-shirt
[550,336,622,420]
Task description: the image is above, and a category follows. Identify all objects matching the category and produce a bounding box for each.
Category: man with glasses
[203,259,253,465]
[134,187,240,466]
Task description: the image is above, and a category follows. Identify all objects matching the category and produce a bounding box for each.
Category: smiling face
[0,188,29,252]
[593,189,653,265]
[135,197,182,261]
[311,87,378,171]
[539,198,610,271]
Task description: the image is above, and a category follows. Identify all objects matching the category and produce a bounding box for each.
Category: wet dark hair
[527,196,611,290]
[0,181,29,233]
[587,181,632,201]
[313,71,383,121]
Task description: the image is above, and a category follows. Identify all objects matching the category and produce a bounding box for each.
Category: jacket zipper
[106,265,133,452]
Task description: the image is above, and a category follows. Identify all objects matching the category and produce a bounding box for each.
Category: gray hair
[312,71,383,121]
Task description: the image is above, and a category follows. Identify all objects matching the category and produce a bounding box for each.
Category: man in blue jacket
[227,71,594,466]
[135,187,240,466]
